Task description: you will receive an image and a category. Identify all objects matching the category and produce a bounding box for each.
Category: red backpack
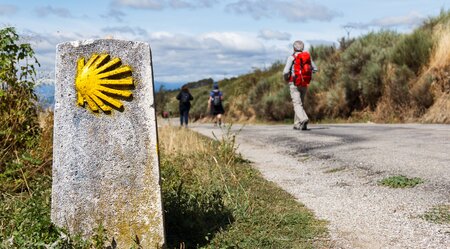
[292,51,312,87]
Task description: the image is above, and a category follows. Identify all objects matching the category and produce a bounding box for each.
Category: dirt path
[190,123,450,249]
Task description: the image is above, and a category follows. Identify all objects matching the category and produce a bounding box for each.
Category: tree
[0,27,41,170]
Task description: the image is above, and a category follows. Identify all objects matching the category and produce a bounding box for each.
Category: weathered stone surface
[52,39,165,248]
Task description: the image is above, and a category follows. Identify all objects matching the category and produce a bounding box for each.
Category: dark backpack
[212,91,221,106]
[180,92,190,103]
[293,51,312,86]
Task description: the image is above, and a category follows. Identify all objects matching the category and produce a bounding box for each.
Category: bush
[0,176,60,247]
[0,27,41,172]
[259,87,293,121]
[310,45,336,62]
[375,64,415,121]
[189,88,210,120]
[391,28,433,74]
[339,31,400,111]
[410,73,435,111]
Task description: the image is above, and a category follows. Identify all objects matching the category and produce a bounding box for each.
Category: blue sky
[0,0,448,85]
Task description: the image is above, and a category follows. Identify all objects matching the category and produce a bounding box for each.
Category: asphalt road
[190,122,450,249]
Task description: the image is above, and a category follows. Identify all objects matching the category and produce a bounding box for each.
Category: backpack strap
[289,53,295,73]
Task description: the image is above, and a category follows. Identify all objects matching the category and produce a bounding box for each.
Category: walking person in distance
[283,40,318,131]
[209,84,225,127]
[176,85,193,127]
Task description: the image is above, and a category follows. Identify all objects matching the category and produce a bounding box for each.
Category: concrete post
[52,39,165,248]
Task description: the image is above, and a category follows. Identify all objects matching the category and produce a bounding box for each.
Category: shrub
[338,36,355,51]
[339,31,400,112]
[391,28,433,74]
[310,45,336,62]
[374,64,415,121]
[422,9,450,31]
[313,52,341,90]
[410,73,435,111]
[0,27,41,171]
[259,87,293,121]
[189,88,210,120]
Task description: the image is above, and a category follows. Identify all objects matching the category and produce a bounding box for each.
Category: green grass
[159,125,330,249]
[1,122,329,248]
[378,175,424,188]
[0,172,119,248]
[422,205,450,224]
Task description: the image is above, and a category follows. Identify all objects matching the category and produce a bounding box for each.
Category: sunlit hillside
[158,10,450,124]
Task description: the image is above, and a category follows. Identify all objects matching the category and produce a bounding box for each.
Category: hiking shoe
[293,126,301,130]
[301,120,309,130]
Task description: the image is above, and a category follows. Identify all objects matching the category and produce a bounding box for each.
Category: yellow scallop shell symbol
[75,53,133,113]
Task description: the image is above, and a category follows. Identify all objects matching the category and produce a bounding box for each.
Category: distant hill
[35,84,55,109]
[154,81,185,92]
[184,78,214,89]
[156,79,215,93]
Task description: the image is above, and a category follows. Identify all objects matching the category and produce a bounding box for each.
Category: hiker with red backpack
[176,85,194,127]
[283,40,318,131]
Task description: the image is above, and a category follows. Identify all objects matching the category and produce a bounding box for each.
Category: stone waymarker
[51,39,165,248]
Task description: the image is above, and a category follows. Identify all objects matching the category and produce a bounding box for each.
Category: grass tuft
[378,175,424,188]
[421,205,450,224]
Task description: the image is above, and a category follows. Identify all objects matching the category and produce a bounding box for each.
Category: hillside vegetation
[158,10,450,124]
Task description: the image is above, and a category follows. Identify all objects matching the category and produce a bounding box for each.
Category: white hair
[293,40,304,51]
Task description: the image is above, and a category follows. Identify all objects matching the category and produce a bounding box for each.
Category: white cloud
[34,6,73,18]
[258,29,291,40]
[0,4,17,16]
[195,0,219,8]
[19,30,88,84]
[372,11,425,28]
[200,32,265,53]
[23,28,286,84]
[225,0,271,20]
[307,39,336,46]
[114,0,218,10]
[102,9,127,22]
[226,0,340,22]
[169,0,193,9]
[278,1,339,22]
[345,12,425,30]
[148,31,290,82]
[113,0,163,9]
[102,26,148,36]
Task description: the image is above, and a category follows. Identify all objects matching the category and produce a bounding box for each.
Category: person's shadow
[304,126,329,131]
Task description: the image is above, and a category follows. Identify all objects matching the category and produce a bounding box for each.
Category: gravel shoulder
[190,123,450,249]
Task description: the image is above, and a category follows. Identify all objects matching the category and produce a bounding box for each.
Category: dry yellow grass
[430,22,450,70]
[419,20,450,123]
[158,123,210,156]
[422,94,450,123]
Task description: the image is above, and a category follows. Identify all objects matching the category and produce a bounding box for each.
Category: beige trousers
[289,82,309,128]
